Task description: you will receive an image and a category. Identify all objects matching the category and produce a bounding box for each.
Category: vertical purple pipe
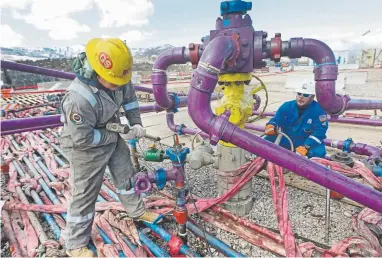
[187,36,382,213]
[151,47,189,109]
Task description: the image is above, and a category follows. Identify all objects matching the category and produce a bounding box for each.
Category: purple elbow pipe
[152,47,189,110]
[286,38,348,115]
[188,36,382,213]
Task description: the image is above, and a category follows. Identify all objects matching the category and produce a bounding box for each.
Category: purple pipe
[187,36,382,213]
[252,111,382,127]
[244,123,381,159]
[285,38,382,114]
[0,99,189,134]
[0,60,153,94]
[324,139,381,159]
[166,112,209,138]
[1,123,63,135]
[346,99,382,111]
[151,47,189,110]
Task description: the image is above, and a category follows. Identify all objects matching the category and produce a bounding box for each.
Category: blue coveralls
[265,100,328,158]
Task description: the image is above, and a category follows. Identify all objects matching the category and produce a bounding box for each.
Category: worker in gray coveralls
[60,37,160,257]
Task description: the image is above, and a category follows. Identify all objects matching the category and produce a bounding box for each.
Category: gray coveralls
[60,78,145,250]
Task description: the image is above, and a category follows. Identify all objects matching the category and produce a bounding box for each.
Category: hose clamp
[169,93,180,113]
[342,138,353,153]
[176,124,185,135]
[155,168,167,190]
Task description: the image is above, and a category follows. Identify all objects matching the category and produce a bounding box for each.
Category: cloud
[0,0,31,9]
[94,0,154,28]
[119,30,155,47]
[0,25,23,47]
[8,0,92,40]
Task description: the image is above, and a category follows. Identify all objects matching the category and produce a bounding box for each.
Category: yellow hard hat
[85,38,133,86]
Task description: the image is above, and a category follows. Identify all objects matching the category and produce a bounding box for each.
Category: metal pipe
[0,60,154,94]
[38,133,68,159]
[12,160,62,241]
[252,111,382,127]
[152,47,189,109]
[1,123,63,135]
[1,210,25,257]
[187,36,382,213]
[325,188,331,244]
[9,139,62,205]
[282,38,382,114]
[186,221,245,257]
[143,221,199,257]
[138,230,171,257]
[97,227,126,257]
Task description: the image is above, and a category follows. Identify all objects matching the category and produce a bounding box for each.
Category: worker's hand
[132,124,146,138]
[265,124,277,136]
[296,146,308,156]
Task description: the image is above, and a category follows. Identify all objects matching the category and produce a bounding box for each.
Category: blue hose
[186,221,245,257]
[97,227,126,257]
[101,184,120,201]
[143,221,200,257]
[31,191,62,240]
[121,235,137,253]
[32,153,57,182]
[12,161,62,241]
[138,230,171,257]
[39,133,68,159]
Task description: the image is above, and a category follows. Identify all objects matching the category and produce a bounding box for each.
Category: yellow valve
[149,143,157,150]
[215,73,253,147]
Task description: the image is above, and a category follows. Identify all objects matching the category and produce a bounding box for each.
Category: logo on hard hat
[122,69,130,76]
[302,83,308,89]
[99,52,113,69]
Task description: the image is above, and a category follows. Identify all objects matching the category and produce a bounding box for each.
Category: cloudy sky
[1,0,381,51]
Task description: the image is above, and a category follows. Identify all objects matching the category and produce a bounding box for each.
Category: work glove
[132,124,146,139]
[264,124,277,136]
[296,146,308,156]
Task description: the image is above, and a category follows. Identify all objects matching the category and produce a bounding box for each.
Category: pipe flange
[314,64,338,81]
[169,93,180,113]
[226,32,241,68]
[209,110,231,146]
[253,30,265,68]
[155,168,166,190]
[270,33,282,62]
[189,43,200,69]
[342,138,353,153]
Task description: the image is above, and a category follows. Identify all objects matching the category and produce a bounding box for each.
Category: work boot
[66,247,95,257]
[135,211,163,224]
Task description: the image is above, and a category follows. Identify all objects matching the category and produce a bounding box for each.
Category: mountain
[1,44,175,63]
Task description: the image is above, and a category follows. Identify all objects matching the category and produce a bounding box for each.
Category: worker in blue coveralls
[264,80,328,158]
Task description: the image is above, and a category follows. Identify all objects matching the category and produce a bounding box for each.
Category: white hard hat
[295,79,315,95]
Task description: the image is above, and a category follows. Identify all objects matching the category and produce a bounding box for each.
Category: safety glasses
[297,92,311,98]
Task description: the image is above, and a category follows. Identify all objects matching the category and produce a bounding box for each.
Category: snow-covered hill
[1,44,175,62]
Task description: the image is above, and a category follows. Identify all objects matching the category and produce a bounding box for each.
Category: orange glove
[264,124,277,136]
[296,146,308,156]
